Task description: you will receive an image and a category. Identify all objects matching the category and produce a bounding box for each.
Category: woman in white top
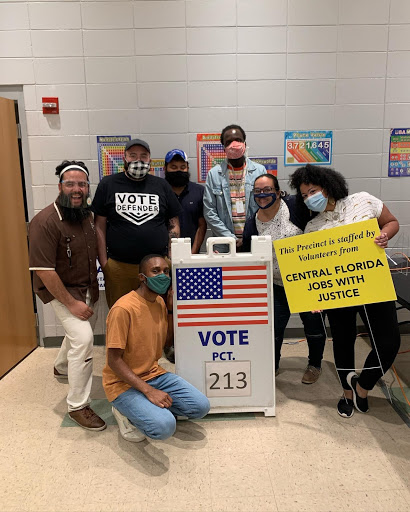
[242,174,327,384]
[289,165,401,418]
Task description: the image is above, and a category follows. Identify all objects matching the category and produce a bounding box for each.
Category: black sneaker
[347,372,369,413]
[337,397,354,418]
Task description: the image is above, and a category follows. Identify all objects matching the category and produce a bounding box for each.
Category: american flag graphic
[175,265,269,327]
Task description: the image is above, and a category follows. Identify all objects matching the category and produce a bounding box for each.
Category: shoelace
[83,407,97,420]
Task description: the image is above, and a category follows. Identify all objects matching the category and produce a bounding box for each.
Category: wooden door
[0,96,37,377]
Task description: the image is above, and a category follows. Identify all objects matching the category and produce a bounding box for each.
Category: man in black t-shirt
[92,139,181,308]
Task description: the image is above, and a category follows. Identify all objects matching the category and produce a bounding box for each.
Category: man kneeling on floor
[102,254,210,442]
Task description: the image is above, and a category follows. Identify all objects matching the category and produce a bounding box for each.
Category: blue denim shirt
[203,158,267,240]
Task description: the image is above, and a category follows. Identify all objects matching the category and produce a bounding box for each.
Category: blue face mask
[254,193,277,210]
[304,191,328,212]
[142,273,171,295]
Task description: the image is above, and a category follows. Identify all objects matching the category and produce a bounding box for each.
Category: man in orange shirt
[103,254,210,442]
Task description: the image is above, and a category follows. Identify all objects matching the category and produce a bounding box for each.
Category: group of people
[28,123,401,441]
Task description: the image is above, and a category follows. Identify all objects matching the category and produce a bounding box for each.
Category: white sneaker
[111,406,146,443]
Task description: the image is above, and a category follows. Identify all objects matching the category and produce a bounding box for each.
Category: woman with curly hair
[242,173,327,384]
[289,164,401,418]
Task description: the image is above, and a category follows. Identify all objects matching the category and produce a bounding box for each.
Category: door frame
[0,86,44,345]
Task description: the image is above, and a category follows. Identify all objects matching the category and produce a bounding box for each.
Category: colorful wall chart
[284,130,333,166]
[97,135,131,180]
[197,133,225,183]
[389,128,410,177]
[150,159,165,179]
[252,157,277,176]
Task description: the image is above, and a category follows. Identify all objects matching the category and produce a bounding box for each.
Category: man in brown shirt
[29,160,105,431]
[103,254,210,442]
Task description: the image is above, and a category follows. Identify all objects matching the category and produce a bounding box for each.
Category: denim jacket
[203,158,266,240]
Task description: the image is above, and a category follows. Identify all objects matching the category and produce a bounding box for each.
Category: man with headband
[92,139,182,308]
[29,160,106,431]
[203,124,266,252]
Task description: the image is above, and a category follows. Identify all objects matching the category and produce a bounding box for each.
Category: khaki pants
[103,258,141,309]
[52,290,98,411]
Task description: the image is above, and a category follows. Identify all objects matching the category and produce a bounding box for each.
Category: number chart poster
[274,219,396,314]
[197,133,225,183]
[284,130,332,166]
[97,135,131,180]
[173,263,274,407]
[389,128,410,177]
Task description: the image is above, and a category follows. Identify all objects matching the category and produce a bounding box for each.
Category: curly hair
[220,124,246,145]
[55,160,89,182]
[289,164,348,203]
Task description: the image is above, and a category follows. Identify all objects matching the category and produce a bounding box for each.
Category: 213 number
[209,371,247,390]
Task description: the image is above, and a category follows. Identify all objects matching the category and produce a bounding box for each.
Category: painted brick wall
[1,0,409,336]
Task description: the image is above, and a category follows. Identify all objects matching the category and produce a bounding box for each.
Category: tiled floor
[1,336,409,512]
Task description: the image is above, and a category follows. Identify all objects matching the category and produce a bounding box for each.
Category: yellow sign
[274,219,396,313]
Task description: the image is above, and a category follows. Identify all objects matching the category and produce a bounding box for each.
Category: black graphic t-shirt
[92,172,182,264]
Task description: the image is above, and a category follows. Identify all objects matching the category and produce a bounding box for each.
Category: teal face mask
[142,272,171,295]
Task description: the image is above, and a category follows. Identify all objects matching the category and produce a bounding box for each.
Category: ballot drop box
[172,236,275,416]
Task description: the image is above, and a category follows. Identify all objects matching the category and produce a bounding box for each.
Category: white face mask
[126,160,151,180]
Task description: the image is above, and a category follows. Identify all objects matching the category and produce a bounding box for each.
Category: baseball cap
[165,149,188,164]
[125,138,150,154]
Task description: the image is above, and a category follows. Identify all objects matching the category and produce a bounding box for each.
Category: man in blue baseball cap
[164,149,207,255]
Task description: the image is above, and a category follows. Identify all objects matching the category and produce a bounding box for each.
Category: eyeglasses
[61,181,90,189]
[253,187,275,194]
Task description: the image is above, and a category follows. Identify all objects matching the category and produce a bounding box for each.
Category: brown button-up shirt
[29,202,99,305]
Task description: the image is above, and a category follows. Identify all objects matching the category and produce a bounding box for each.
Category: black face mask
[165,171,190,187]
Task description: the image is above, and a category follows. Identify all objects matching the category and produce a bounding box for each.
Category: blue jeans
[274,284,326,370]
[112,373,210,440]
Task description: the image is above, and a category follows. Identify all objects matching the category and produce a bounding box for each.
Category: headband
[59,164,89,178]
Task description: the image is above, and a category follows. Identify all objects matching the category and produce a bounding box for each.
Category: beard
[57,192,91,223]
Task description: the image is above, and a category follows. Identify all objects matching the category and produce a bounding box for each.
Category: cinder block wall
[1,0,409,338]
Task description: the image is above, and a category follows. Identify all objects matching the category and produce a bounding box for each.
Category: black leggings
[326,301,400,391]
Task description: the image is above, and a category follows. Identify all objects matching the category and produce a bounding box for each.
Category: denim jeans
[112,372,210,440]
[274,284,326,370]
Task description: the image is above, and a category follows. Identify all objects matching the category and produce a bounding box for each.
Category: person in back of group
[204,124,266,251]
[243,174,327,384]
[164,149,206,254]
[289,164,401,418]
[29,160,106,431]
[92,139,182,308]
[103,254,210,442]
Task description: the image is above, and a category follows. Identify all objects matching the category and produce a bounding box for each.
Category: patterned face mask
[225,141,246,160]
[126,160,151,180]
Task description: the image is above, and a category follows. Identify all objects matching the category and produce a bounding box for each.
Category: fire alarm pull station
[42,97,59,114]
